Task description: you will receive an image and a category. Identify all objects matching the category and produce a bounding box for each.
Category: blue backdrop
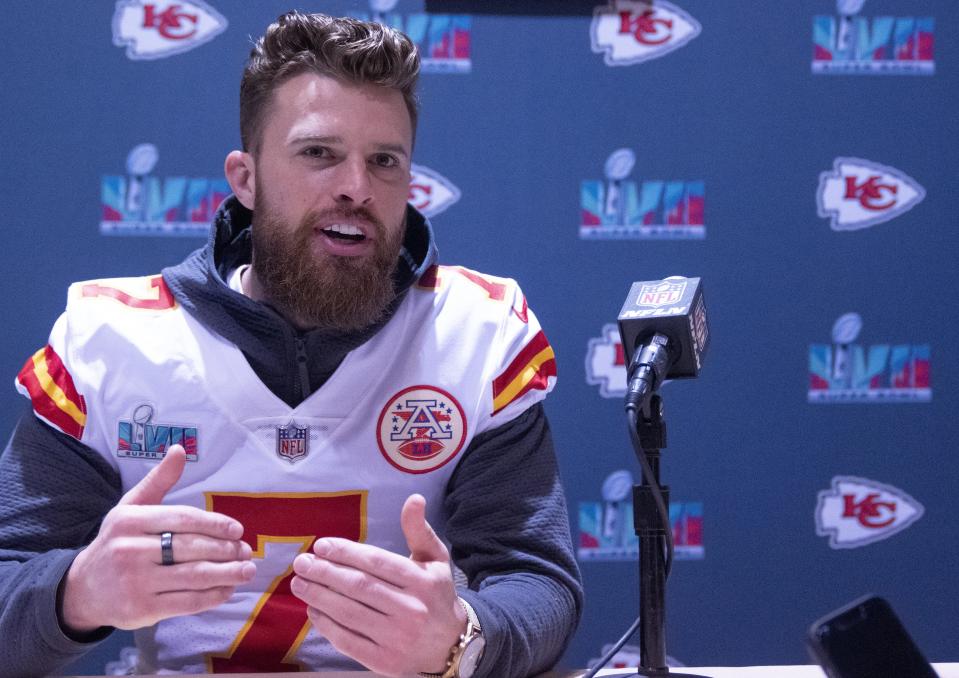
[1,0,956,673]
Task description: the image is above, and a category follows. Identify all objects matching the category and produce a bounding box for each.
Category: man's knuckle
[111,537,140,565]
[366,552,389,574]
[409,605,430,627]
[213,586,235,605]
[354,575,379,599]
[100,514,126,538]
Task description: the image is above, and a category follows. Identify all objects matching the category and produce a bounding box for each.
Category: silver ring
[160,531,174,566]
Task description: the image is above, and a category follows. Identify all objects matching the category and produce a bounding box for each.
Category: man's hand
[60,445,256,633]
[290,494,467,677]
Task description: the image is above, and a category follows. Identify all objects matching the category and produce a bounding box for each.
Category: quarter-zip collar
[162,195,438,408]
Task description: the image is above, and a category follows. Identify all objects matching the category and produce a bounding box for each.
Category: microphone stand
[591,392,709,678]
[633,393,668,673]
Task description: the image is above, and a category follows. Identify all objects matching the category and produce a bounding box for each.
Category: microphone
[617,276,710,410]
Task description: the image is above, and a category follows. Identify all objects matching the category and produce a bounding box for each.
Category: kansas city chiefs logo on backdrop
[591,0,701,66]
[815,476,924,549]
[409,165,461,218]
[112,0,228,60]
[586,324,627,398]
[817,157,925,231]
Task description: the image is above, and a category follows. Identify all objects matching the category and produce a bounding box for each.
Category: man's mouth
[320,223,367,242]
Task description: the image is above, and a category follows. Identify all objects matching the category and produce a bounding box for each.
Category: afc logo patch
[377,386,468,474]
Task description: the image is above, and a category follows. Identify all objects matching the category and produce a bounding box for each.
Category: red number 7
[204,491,368,673]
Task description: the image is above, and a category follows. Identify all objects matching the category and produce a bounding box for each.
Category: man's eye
[373,153,398,168]
[302,147,330,158]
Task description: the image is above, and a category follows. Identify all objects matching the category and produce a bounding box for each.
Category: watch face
[457,636,486,678]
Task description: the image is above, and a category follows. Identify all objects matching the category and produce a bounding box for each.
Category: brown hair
[240,11,420,153]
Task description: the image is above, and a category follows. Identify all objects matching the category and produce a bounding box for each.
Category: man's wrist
[420,598,484,678]
[57,551,104,639]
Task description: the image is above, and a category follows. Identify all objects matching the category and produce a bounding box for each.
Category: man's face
[248,72,413,331]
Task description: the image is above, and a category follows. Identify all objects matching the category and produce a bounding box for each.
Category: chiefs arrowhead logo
[815,476,924,549]
[112,0,228,61]
[586,324,627,398]
[817,157,925,231]
[591,0,701,67]
[409,165,461,218]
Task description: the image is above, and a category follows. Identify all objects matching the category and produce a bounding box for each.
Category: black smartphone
[806,594,938,678]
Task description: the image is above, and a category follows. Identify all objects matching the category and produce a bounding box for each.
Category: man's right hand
[60,445,256,633]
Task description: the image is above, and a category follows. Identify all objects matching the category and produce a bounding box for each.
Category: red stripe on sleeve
[42,345,85,410]
[16,351,85,439]
[492,330,552,398]
[492,356,557,415]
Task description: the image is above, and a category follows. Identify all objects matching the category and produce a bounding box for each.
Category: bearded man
[0,11,581,678]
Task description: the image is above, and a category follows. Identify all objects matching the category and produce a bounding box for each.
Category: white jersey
[15,266,557,673]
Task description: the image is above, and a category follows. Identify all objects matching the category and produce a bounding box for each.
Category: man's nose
[332,156,373,205]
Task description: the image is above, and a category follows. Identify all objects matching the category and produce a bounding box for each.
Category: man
[0,11,581,677]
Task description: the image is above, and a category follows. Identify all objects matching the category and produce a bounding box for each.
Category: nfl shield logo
[637,280,686,307]
[277,421,309,463]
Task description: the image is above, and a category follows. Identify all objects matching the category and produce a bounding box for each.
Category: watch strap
[419,598,482,678]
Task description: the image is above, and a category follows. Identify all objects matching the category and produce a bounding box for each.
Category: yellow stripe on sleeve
[491,346,555,414]
[31,350,86,428]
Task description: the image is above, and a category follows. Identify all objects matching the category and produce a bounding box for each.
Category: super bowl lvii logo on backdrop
[591,0,700,66]
[354,0,471,74]
[101,144,229,237]
[578,470,703,561]
[581,148,705,239]
[112,0,228,60]
[808,312,931,403]
[812,0,934,75]
[816,476,924,549]
[817,157,925,231]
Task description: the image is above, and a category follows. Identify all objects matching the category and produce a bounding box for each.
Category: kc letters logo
[117,404,198,461]
[112,0,228,60]
[409,165,461,218]
[591,0,701,66]
[812,1,934,75]
[581,148,705,239]
[816,476,924,548]
[355,0,471,73]
[817,158,925,231]
[578,470,703,561]
[101,144,229,237]
[586,324,627,398]
[377,386,467,474]
[809,312,931,403]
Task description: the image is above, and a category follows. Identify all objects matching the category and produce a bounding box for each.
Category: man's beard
[250,196,404,332]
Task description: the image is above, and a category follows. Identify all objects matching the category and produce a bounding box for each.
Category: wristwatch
[420,598,486,678]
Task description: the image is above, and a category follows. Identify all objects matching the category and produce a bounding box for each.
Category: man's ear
[224,150,255,210]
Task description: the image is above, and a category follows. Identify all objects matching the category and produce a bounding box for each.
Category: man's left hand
[291,493,467,677]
